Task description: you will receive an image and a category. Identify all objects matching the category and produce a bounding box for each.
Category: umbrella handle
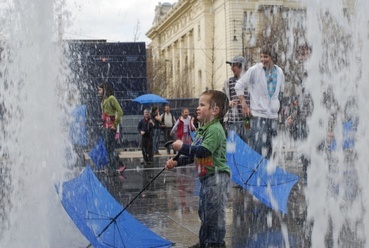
[117,152,180,211]
[244,158,264,185]
[86,152,181,248]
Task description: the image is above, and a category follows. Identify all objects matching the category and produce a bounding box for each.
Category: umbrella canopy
[59,166,173,248]
[69,104,88,146]
[133,94,168,104]
[89,137,108,170]
[226,131,299,214]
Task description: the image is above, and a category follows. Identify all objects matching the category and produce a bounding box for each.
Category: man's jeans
[250,117,278,159]
[152,128,161,153]
[226,121,251,144]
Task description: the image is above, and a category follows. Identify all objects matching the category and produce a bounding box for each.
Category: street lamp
[233,18,256,68]
[233,19,238,42]
[232,19,246,57]
[164,59,170,97]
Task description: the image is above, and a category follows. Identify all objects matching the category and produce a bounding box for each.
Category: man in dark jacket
[137,109,155,164]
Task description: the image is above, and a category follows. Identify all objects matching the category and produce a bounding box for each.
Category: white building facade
[147,0,303,98]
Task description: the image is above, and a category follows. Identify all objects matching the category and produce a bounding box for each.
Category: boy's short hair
[201,90,229,121]
[261,45,278,63]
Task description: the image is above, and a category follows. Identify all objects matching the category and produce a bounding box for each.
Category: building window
[197,24,201,40]
[198,70,202,84]
[243,11,247,29]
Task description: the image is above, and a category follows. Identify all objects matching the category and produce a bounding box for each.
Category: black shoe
[188,244,201,248]
[189,242,226,248]
[206,242,226,248]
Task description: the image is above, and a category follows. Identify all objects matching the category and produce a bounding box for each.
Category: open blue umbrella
[58,166,173,248]
[89,137,108,170]
[226,131,299,214]
[133,94,168,104]
[69,104,88,146]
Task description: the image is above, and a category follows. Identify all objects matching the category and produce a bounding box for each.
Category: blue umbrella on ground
[226,131,299,214]
[58,166,173,248]
[133,94,168,104]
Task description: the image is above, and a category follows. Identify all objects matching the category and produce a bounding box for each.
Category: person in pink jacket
[171,108,195,145]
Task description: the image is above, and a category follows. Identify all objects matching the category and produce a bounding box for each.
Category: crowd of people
[94,44,313,248]
[163,45,293,247]
[137,105,199,165]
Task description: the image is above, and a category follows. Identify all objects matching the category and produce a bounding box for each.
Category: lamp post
[233,17,256,67]
[241,31,245,57]
[165,59,170,97]
[233,19,246,57]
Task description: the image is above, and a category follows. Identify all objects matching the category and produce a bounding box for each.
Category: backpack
[161,113,175,127]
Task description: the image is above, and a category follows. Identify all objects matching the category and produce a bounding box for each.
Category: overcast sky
[64,0,177,44]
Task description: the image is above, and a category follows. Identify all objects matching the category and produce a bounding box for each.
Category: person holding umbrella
[137,109,155,164]
[165,90,230,248]
[98,83,126,174]
[151,106,162,155]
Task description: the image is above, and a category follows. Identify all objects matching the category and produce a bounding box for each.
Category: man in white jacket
[235,45,284,159]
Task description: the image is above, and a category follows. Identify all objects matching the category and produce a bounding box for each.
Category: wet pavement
[88,149,309,248]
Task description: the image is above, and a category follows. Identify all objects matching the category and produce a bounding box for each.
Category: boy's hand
[165,159,178,170]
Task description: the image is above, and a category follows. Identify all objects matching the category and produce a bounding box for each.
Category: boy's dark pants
[198,172,229,246]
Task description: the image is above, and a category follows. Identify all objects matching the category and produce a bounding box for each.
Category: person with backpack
[161,105,176,154]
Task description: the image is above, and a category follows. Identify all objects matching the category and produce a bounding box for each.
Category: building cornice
[256,0,305,10]
[146,0,195,41]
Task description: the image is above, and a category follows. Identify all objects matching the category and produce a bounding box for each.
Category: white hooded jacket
[235,62,284,119]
